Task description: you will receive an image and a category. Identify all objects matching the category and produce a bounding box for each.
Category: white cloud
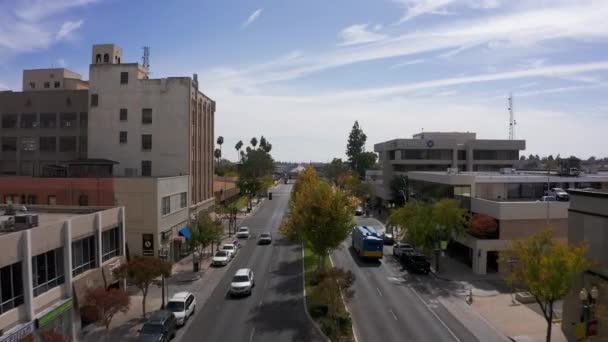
[338,24,387,46]
[393,0,454,23]
[15,0,98,21]
[57,58,66,67]
[389,58,425,69]
[373,24,383,31]
[56,20,83,41]
[242,8,263,29]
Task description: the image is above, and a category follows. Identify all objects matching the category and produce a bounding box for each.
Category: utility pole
[508,93,516,140]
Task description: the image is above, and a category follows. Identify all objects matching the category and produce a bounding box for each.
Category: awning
[173,236,186,243]
[178,226,192,240]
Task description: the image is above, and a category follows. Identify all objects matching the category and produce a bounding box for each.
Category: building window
[20,113,37,128]
[78,194,88,206]
[40,137,57,153]
[103,53,109,63]
[40,113,57,128]
[79,112,88,128]
[66,98,72,106]
[59,112,77,128]
[180,192,187,208]
[26,195,37,204]
[458,150,467,161]
[59,136,77,152]
[1,114,18,128]
[48,195,57,205]
[141,134,152,150]
[120,72,129,84]
[32,247,65,297]
[119,108,128,121]
[79,136,87,155]
[142,109,152,124]
[141,160,151,176]
[0,262,23,314]
[21,137,37,152]
[29,82,35,89]
[54,81,60,88]
[43,82,50,89]
[1,137,17,152]
[91,94,99,107]
[119,131,128,144]
[389,150,396,160]
[72,235,96,277]
[161,196,171,215]
[102,227,120,262]
[96,54,101,63]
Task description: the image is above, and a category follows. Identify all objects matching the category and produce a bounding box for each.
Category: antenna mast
[142,46,150,70]
[508,93,516,140]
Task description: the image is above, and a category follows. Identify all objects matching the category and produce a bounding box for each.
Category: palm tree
[250,137,258,149]
[214,148,221,164]
[216,136,224,163]
[235,140,243,161]
[259,136,267,150]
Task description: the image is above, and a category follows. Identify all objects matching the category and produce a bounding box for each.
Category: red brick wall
[0,178,115,206]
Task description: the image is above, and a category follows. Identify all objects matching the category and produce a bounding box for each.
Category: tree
[214,148,221,163]
[466,213,498,239]
[250,137,258,149]
[312,268,355,315]
[235,140,243,161]
[190,212,224,254]
[353,151,377,178]
[82,287,131,341]
[337,172,370,201]
[114,257,172,319]
[217,136,224,167]
[324,158,349,184]
[501,230,590,342]
[282,167,356,271]
[389,175,408,206]
[345,121,376,178]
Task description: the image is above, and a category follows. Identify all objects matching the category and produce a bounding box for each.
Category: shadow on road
[247,298,325,342]
[346,246,382,268]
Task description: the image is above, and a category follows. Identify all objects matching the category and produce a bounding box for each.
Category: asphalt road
[181,182,325,342]
[332,217,479,342]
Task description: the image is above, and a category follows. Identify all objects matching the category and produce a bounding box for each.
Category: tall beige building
[87,44,215,211]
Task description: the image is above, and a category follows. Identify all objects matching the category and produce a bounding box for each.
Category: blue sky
[1,0,608,162]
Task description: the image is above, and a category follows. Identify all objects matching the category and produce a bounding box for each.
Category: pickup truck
[400,251,431,274]
[393,242,413,258]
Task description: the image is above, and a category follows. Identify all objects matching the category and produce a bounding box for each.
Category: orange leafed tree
[82,287,131,340]
[466,213,498,239]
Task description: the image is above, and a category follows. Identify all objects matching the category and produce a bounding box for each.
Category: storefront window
[32,248,65,297]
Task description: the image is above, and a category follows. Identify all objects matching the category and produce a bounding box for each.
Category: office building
[406,170,608,274]
[0,205,125,341]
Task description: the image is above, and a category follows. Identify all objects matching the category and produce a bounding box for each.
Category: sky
[1,0,608,162]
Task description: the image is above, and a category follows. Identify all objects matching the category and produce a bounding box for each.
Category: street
[180,182,325,342]
[332,217,479,342]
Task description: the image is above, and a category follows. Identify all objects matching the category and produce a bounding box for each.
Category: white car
[393,242,414,257]
[166,291,196,326]
[212,250,230,266]
[221,243,238,259]
[230,268,255,296]
[236,227,250,239]
[258,232,272,245]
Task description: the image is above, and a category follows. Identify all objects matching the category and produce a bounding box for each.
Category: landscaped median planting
[304,247,354,342]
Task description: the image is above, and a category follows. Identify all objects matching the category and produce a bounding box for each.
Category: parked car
[236,227,250,239]
[381,233,394,245]
[138,310,176,342]
[355,207,364,216]
[400,251,431,274]
[539,195,557,202]
[258,232,272,245]
[166,292,196,326]
[547,188,569,201]
[221,243,238,259]
[393,242,414,257]
[230,268,255,296]
[212,250,230,266]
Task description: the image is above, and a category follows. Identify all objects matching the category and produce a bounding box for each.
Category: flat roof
[408,171,608,184]
[0,205,109,235]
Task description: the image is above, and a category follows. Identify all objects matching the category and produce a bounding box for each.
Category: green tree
[324,158,349,184]
[501,230,591,342]
[235,140,243,161]
[82,287,131,341]
[345,121,376,178]
[282,167,356,271]
[114,257,172,319]
[389,175,408,206]
[250,137,258,149]
[190,212,224,254]
[353,151,377,178]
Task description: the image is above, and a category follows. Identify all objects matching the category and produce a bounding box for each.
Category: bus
[351,226,384,259]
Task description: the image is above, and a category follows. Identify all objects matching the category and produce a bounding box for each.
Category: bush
[333,312,352,335]
[309,303,329,318]
[319,317,336,337]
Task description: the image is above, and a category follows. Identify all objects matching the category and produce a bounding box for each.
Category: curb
[301,246,331,342]
[329,255,358,342]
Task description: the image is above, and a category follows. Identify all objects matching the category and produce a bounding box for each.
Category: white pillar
[22,230,34,320]
[120,207,126,258]
[63,220,73,297]
[95,213,103,266]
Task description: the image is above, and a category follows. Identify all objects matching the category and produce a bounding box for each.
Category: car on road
[236,226,250,239]
[355,207,363,216]
[138,310,176,342]
[547,187,569,201]
[381,232,394,245]
[400,251,431,274]
[258,232,272,245]
[230,268,255,296]
[393,242,414,257]
[166,292,196,326]
[539,195,557,202]
[221,243,238,259]
[212,250,231,266]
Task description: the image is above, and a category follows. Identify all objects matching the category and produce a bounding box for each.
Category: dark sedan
[400,252,430,274]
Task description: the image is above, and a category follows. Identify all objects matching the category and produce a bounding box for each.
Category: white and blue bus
[351,226,384,259]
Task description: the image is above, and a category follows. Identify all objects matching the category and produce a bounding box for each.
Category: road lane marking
[249,327,256,342]
[259,300,263,308]
[376,287,383,297]
[389,309,398,321]
[408,285,461,342]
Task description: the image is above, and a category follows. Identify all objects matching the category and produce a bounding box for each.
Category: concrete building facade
[406,170,608,274]
[87,44,215,212]
[373,132,525,201]
[561,189,608,341]
[0,205,125,341]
